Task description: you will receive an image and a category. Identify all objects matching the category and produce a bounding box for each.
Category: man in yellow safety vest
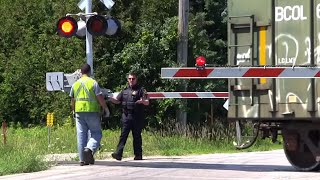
[70,64,107,166]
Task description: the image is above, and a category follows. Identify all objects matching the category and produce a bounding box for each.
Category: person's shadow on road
[56,157,294,172]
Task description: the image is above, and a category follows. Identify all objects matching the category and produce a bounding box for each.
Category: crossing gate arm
[161,67,320,79]
[107,92,229,99]
[46,72,229,99]
[145,92,229,99]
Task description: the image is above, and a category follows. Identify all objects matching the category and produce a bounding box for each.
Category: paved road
[1,150,320,180]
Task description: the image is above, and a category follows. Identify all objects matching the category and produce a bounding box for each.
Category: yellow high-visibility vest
[73,76,100,112]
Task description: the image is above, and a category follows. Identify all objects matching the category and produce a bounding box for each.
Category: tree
[0,0,228,129]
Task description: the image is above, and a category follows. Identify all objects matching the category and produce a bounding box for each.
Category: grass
[0,123,282,176]
[0,145,48,174]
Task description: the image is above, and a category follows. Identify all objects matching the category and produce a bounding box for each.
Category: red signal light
[195,56,206,70]
[57,15,121,38]
[196,56,206,66]
[57,17,78,38]
[87,15,108,36]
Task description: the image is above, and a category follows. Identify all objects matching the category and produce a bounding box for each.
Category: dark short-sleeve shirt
[117,85,147,120]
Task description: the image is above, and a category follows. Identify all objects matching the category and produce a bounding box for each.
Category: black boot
[80,161,89,166]
[134,155,142,160]
[83,148,95,165]
[111,152,122,161]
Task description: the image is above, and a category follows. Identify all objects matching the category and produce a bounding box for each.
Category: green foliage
[0,0,85,125]
[0,0,228,130]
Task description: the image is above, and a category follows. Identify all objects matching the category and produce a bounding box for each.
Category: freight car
[228,0,320,171]
[162,0,320,171]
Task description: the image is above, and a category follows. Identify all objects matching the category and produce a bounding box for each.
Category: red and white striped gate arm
[146,92,229,99]
[161,67,320,79]
[111,92,229,99]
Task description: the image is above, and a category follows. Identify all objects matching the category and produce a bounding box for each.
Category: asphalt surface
[1,150,320,180]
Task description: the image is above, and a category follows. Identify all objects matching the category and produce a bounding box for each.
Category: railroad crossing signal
[86,15,107,36]
[57,17,78,38]
[57,15,121,38]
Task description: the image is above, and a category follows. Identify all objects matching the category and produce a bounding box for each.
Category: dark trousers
[115,113,143,157]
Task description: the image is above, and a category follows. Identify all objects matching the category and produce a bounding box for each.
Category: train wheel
[282,127,320,171]
[232,119,260,149]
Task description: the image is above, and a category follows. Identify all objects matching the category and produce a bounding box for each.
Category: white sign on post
[101,0,114,9]
[78,0,86,10]
[46,72,64,91]
[78,0,114,10]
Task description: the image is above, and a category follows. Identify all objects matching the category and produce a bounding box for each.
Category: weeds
[0,122,282,176]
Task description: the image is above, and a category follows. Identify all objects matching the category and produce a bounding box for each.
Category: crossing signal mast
[56,0,119,76]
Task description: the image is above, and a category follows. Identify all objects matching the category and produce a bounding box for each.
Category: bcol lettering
[275,5,307,22]
[317,4,320,19]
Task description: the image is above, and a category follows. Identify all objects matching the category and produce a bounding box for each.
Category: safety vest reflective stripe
[74,78,96,102]
[74,77,99,112]
[75,97,97,101]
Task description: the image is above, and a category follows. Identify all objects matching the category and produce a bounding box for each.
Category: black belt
[123,109,134,114]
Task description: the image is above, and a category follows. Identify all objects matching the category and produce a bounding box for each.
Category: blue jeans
[75,112,102,162]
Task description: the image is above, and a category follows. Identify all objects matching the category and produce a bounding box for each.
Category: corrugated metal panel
[228,0,320,120]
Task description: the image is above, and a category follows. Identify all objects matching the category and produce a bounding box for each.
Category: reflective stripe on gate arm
[111,92,229,99]
[161,67,320,79]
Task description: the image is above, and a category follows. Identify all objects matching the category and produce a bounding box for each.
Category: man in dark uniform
[109,72,149,160]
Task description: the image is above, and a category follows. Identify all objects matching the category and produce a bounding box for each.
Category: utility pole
[177,0,189,131]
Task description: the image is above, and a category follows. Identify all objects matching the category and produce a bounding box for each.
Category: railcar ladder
[228,15,256,105]
[228,15,255,64]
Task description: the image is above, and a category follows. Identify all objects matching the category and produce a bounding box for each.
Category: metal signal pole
[85,0,94,76]
[177,0,189,131]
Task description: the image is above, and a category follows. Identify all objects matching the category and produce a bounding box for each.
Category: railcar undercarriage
[232,120,320,171]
